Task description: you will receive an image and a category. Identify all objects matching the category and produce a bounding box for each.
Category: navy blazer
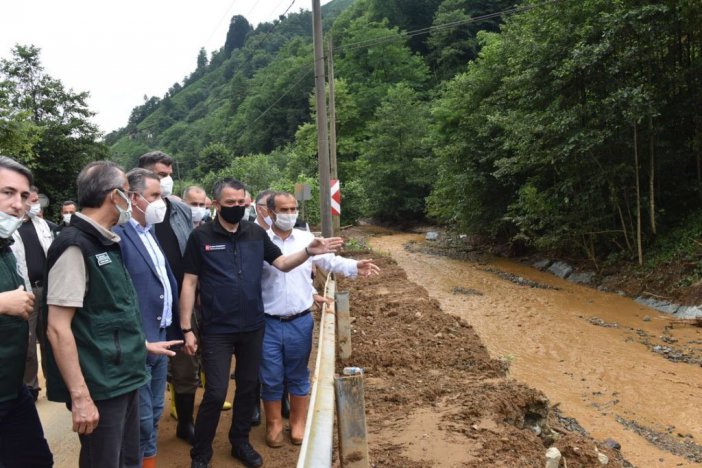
[113,222,183,346]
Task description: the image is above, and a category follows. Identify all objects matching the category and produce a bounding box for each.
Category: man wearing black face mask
[180,178,344,468]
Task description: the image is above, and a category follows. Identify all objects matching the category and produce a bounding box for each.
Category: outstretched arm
[272,236,344,272]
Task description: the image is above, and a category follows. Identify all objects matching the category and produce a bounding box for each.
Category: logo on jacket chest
[95,252,112,266]
[204,244,227,252]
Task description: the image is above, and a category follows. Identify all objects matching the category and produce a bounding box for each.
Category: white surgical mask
[190,206,207,223]
[139,196,167,225]
[0,211,23,238]
[160,176,174,197]
[114,190,132,225]
[263,215,272,227]
[273,212,298,231]
[62,213,72,224]
[27,203,41,218]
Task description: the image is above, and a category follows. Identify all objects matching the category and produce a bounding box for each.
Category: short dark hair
[126,168,160,194]
[137,151,173,169]
[0,156,33,187]
[212,178,246,202]
[267,191,296,212]
[29,185,39,194]
[76,161,126,208]
[255,189,275,205]
[62,200,77,207]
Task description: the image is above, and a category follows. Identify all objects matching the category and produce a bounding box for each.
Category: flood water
[370,232,702,467]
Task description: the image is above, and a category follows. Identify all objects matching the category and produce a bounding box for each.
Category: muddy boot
[169,383,177,420]
[263,400,284,448]
[289,395,309,445]
[174,392,196,445]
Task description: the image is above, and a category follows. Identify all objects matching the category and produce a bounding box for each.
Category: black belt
[264,310,311,322]
[31,280,43,288]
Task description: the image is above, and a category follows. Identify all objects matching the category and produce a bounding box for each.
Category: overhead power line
[337,0,561,54]
[242,0,559,134]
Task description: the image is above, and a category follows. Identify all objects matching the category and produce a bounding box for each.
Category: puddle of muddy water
[370,232,702,468]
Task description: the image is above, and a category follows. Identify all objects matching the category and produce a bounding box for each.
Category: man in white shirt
[260,191,379,447]
[11,185,54,401]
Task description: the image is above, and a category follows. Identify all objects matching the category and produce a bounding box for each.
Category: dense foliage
[5,0,699,265]
[0,45,107,218]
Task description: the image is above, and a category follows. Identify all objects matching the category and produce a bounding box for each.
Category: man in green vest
[43,161,180,468]
[0,155,53,467]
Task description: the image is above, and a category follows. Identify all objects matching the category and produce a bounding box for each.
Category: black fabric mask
[218,205,246,224]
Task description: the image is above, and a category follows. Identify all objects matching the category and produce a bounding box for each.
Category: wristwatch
[181,328,193,334]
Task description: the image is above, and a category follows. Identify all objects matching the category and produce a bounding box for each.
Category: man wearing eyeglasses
[43,161,179,468]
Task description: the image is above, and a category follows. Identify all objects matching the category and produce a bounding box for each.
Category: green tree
[358,83,433,221]
[1,44,106,216]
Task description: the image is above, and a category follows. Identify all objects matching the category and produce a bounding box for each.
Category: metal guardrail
[297,276,337,467]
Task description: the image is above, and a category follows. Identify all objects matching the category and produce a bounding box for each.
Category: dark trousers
[76,389,140,468]
[0,385,53,467]
[191,328,264,462]
[23,285,41,391]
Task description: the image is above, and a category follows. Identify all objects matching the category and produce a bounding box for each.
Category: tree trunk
[648,115,656,235]
[634,122,643,266]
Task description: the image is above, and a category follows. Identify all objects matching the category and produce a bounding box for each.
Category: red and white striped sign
[330,179,341,216]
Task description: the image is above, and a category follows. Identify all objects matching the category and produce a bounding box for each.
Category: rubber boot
[169,383,177,420]
[142,455,156,468]
[174,393,196,445]
[200,370,232,411]
[263,400,284,448]
[289,395,309,445]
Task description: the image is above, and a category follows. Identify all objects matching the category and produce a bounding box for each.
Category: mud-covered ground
[335,251,625,467]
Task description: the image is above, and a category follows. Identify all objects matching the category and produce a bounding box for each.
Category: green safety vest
[0,246,29,402]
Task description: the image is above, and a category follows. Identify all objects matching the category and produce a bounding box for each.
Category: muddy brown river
[370,232,702,467]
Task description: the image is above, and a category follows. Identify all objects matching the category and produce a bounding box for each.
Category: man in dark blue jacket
[113,168,183,467]
[180,178,343,468]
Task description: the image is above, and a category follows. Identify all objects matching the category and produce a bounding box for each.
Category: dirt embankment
[335,246,624,467]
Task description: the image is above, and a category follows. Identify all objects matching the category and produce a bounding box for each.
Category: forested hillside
[4,0,701,273]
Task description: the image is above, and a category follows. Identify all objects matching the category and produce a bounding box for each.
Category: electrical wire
[337,0,561,54]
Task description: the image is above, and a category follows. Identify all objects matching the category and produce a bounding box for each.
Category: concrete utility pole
[312,0,332,237]
[327,36,340,236]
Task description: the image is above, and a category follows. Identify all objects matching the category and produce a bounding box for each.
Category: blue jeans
[191,328,263,463]
[139,354,168,458]
[260,313,314,400]
[0,385,53,467]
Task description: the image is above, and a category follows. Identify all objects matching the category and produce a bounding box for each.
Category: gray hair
[76,161,125,208]
[255,189,274,205]
[212,178,246,202]
[126,168,159,195]
[0,156,33,187]
[183,185,206,200]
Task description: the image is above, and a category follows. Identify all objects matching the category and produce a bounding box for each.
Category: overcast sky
[1,0,332,134]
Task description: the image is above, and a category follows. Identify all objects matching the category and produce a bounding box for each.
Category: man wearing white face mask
[54,200,78,237]
[0,156,53,467]
[137,151,201,444]
[259,191,380,447]
[10,185,54,401]
[113,168,182,467]
[183,186,208,228]
[43,161,181,468]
